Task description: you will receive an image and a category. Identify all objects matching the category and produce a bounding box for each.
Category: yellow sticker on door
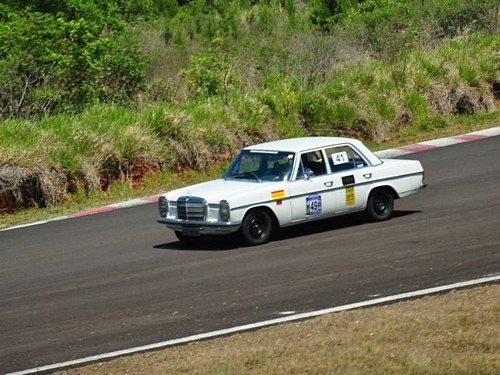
[271,190,285,200]
[345,186,355,205]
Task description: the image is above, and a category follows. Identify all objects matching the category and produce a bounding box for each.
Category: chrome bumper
[157,217,241,236]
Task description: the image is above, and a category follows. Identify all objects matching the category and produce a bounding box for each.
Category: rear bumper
[398,182,427,198]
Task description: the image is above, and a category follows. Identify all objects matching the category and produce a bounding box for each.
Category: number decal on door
[306,194,322,216]
[331,151,349,165]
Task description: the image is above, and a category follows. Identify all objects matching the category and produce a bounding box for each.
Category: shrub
[403,91,429,120]
[0,2,146,120]
[181,38,239,102]
[428,0,500,37]
[339,0,420,58]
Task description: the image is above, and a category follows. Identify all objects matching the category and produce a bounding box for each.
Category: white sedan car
[158,137,426,245]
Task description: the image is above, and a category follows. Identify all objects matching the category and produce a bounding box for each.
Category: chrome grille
[177,196,207,220]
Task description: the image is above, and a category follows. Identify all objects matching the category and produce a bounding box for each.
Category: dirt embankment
[0,159,160,214]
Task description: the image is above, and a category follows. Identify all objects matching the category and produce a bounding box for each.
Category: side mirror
[304,169,314,180]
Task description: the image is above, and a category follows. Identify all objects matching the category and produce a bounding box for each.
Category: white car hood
[162,178,278,203]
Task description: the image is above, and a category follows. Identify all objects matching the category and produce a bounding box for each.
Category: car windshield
[223,150,294,182]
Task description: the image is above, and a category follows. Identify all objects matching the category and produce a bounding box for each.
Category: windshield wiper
[244,172,262,182]
[229,172,262,182]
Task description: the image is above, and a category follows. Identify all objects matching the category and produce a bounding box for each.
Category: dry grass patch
[58,284,499,375]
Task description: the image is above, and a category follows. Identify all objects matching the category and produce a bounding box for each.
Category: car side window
[296,150,327,179]
[325,146,368,173]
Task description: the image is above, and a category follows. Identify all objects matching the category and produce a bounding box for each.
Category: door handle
[324,181,333,187]
[363,173,372,179]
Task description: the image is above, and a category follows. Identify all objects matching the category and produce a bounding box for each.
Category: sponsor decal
[345,186,355,205]
[306,194,322,216]
[271,190,285,200]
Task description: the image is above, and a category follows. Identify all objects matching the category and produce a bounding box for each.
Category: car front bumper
[157,217,242,236]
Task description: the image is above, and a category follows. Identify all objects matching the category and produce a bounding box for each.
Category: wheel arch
[368,185,399,200]
[243,205,280,228]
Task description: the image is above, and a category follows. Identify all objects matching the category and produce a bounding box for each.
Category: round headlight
[219,200,230,221]
[158,196,168,217]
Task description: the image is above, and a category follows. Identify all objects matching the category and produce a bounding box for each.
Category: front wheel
[241,209,273,246]
[366,189,394,221]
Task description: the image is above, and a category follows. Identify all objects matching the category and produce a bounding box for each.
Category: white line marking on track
[7,274,499,375]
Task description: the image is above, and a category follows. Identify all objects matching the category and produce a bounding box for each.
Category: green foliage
[0,1,146,120]
[0,10,64,118]
[4,0,173,21]
[309,0,358,30]
[369,94,396,121]
[1,0,498,122]
[181,38,239,100]
[296,91,327,130]
[340,0,420,58]
[420,59,449,80]
[164,0,247,45]
[330,102,358,126]
[458,64,480,87]
[403,92,429,119]
[428,0,500,37]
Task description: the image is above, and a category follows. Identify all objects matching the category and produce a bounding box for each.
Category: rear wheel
[366,189,394,221]
[241,209,273,246]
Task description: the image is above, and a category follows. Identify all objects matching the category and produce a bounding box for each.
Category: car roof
[244,137,363,153]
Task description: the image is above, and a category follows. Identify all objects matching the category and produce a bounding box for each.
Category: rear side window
[325,145,368,173]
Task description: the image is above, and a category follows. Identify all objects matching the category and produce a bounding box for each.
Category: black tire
[366,189,394,221]
[241,209,273,246]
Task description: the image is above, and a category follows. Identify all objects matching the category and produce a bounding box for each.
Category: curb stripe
[71,206,118,217]
[452,133,488,141]
[418,138,464,147]
[396,143,438,152]
[7,274,499,375]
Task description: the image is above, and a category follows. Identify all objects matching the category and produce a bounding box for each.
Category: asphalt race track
[1,136,499,374]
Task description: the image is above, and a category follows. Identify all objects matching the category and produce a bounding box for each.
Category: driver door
[289,150,336,222]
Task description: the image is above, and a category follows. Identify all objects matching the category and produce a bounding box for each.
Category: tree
[0,2,146,119]
[309,0,358,30]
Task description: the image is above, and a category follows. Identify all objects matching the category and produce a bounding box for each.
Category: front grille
[177,196,207,220]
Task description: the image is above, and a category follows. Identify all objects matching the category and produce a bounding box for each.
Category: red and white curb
[2,126,499,232]
[0,194,161,231]
[7,274,500,375]
[375,126,500,158]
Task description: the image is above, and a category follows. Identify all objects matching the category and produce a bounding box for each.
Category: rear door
[324,145,373,212]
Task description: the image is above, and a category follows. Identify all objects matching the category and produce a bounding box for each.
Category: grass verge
[56,284,499,375]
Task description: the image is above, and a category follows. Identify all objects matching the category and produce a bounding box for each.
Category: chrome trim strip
[231,171,424,211]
